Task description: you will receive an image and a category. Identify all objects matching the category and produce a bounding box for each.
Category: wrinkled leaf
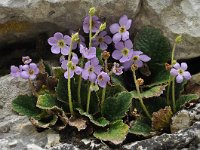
[77,108,109,127]
[94,120,129,145]
[129,119,151,137]
[102,92,132,121]
[68,117,87,131]
[134,27,171,64]
[176,94,199,110]
[152,106,173,131]
[12,95,41,117]
[36,94,57,109]
[30,115,58,128]
[130,85,167,99]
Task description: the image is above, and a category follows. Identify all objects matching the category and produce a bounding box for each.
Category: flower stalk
[77,57,84,107]
[28,79,38,97]
[172,77,176,112]
[86,83,92,113]
[132,66,151,120]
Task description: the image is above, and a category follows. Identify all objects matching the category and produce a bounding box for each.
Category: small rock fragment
[45,133,60,148]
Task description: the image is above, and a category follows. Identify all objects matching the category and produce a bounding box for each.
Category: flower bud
[71,32,79,42]
[165,63,171,71]
[172,60,177,65]
[131,64,138,71]
[99,22,106,31]
[175,35,182,44]
[137,78,144,86]
[90,83,99,92]
[102,51,110,60]
[89,7,96,16]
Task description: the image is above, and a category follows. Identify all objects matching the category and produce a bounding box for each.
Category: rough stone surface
[138,0,200,59]
[0,0,199,59]
[0,75,59,150]
[123,122,200,150]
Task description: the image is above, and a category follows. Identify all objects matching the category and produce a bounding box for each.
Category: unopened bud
[22,56,32,64]
[90,84,99,92]
[89,7,96,16]
[165,63,171,71]
[102,51,110,60]
[175,35,182,44]
[71,32,79,42]
[137,78,144,86]
[99,22,106,31]
[131,64,138,71]
[172,60,177,65]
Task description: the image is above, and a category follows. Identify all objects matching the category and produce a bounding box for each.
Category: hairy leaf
[129,119,151,137]
[152,106,173,131]
[77,108,109,127]
[12,95,41,117]
[102,92,132,121]
[130,85,167,99]
[134,27,171,64]
[176,94,199,110]
[36,94,57,109]
[94,120,129,145]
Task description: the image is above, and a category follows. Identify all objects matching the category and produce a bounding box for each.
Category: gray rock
[0,75,59,150]
[137,0,200,59]
[123,122,200,150]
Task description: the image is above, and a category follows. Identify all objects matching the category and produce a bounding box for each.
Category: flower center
[132,56,139,61]
[122,48,129,56]
[119,26,126,33]
[98,37,104,43]
[29,69,34,75]
[58,40,65,48]
[98,75,103,81]
[178,69,184,75]
[88,66,94,73]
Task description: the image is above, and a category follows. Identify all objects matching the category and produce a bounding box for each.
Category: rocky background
[0,0,200,149]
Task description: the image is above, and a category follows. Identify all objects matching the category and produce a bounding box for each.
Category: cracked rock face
[0,0,199,59]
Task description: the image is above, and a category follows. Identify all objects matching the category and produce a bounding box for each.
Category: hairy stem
[89,14,93,48]
[132,70,151,120]
[67,40,74,115]
[166,43,176,106]
[77,57,84,107]
[172,78,176,113]
[86,83,92,113]
[28,79,38,97]
[101,85,106,110]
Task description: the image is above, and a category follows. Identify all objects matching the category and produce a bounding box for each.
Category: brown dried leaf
[69,117,87,131]
[152,106,173,131]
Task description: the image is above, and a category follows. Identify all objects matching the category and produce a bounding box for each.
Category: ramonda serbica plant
[11,7,199,145]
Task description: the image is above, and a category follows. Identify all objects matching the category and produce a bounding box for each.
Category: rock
[123,122,200,150]
[0,75,59,149]
[137,0,200,59]
[0,0,141,46]
[27,144,44,150]
[45,133,60,148]
[49,143,79,150]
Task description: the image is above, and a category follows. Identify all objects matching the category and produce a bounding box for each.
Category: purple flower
[82,58,102,82]
[110,15,132,43]
[112,40,134,63]
[170,62,191,83]
[123,51,151,70]
[10,65,22,78]
[20,63,39,80]
[96,71,110,88]
[112,62,124,76]
[92,31,112,50]
[80,44,96,59]
[22,56,32,65]
[60,55,66,63]
[83,16,101,33]
[61,53,82,79]
[48,32,77,55]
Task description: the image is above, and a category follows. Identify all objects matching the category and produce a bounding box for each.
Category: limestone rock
[138,0,200,59]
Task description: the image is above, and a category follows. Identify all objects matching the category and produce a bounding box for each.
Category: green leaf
[111,74,126,89]
[152,106,173,131]
[102,92,132,121]
[12,95,41,117]
[56,76,99,113]
[52,67,65,79]
[77,108,109,127]
[129,119,151,137]
[176,94,199,110]
[130,85,167,99]
[94,120,129,145]
[134,27,171,64]
[30,115,58,128]
[36,94,57,109]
